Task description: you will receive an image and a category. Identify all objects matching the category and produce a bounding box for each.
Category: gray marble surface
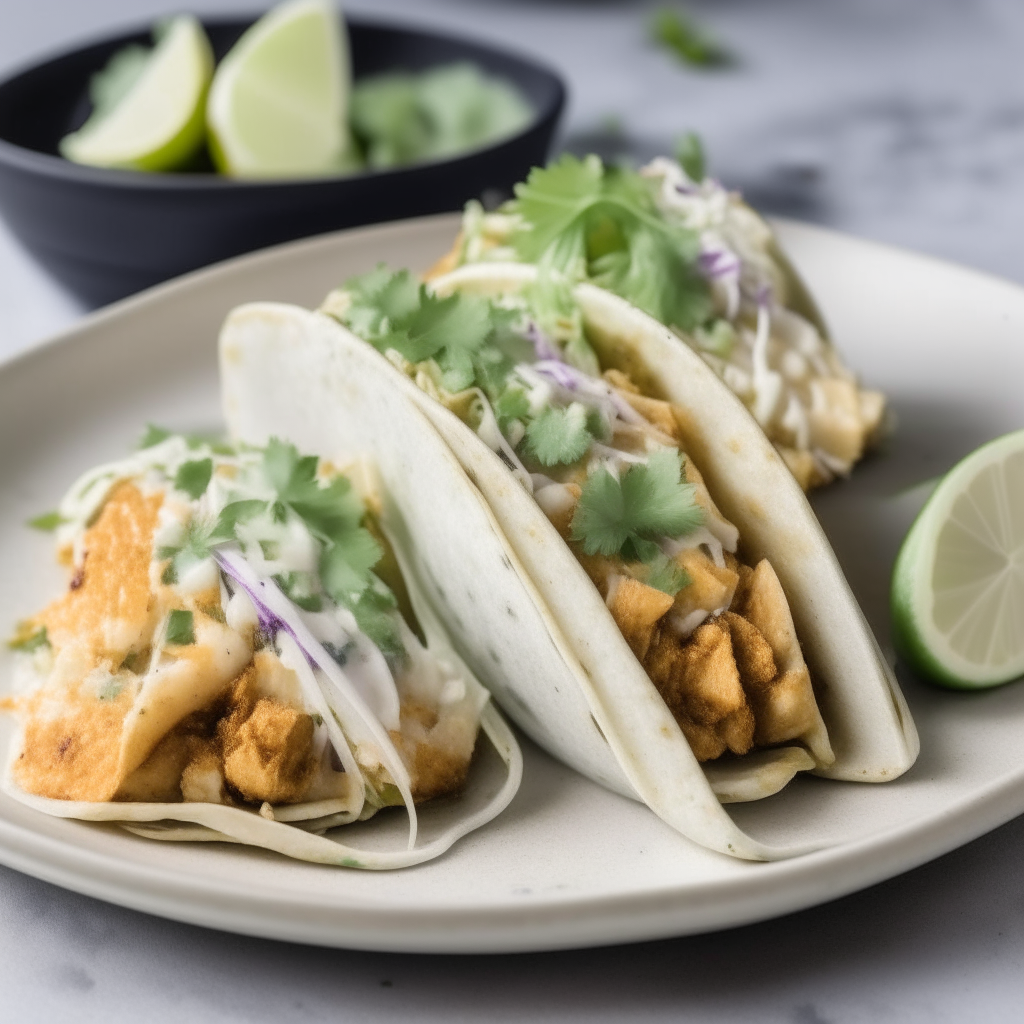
[2,2,1024,1021]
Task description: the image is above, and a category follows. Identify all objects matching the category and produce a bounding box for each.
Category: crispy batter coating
[672,550,739,623]
[390,698,478,803]
[730,561,823,749]
[222,698,315,804]
[608,577,674,662]
[13,680,134,801]
[720,610,777,689]
[39,482,162,664]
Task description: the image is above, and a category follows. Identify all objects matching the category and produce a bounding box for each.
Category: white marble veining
[1,2,1023,1021]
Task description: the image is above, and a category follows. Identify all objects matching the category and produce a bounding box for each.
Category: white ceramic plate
[1,215,1023,954]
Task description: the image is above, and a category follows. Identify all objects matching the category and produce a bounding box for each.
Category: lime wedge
[891,429,1024,688]
[206,0,351,178]
[60,16,213,172]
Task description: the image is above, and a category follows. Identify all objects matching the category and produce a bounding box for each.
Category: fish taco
[429,151,886,490]
[219,263,917,860]
[3,432,521,868]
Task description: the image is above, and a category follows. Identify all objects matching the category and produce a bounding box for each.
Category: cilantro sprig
[27,511,67,532]
[261,438,383,605]
[525,403,593,467]
[570,449,704,562]
[158,499,266,584]
[650,8,730,68]
[340,267,520,393]
[508,155,712,332]
[8,624,50,653]
[259,440,403,658]
[165,609,195,646]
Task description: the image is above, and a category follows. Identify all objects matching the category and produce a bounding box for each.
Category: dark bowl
[0,15,564,307]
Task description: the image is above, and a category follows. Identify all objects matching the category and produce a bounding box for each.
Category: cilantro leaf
[346,584,404,663]
[174,458,213,500]
[590,223,711,331]
[7,624,49,653]
[494,386,530,432]
[320,529,385,603]
[650,8,730,68]
[341,267,518,396]
[508,155,712,332]
[165,610,195,646]
[570,449,704,560]
[392,291,494,392]
[139,423,172,449]
[636,552,692,597]
[272,572,323,612]
[262,438,384,601]
[525,403,593,466]
[675,131,706,181]
[160,501,266,584]
[263,438,363,543]
[513,154,604,267]
[27,511,67,532]
[343,265,421,339]
[208,500,267,543]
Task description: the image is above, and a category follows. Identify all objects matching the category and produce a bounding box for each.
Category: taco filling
[323,268,832,768]
[429,150,885,490]
[5,432,494,835]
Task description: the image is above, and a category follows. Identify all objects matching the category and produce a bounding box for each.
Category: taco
[428,151,886,490]
[3,432,521,868]
[220,264,918,860]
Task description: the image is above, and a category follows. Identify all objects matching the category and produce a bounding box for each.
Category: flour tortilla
[4,471,523,869]
[219,282,918,861]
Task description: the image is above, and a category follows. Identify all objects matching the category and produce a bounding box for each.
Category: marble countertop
[2,2,1023,1020]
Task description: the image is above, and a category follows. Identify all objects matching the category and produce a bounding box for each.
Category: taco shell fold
[219,266,918,861]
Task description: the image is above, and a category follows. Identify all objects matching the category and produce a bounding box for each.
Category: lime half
[60,16,213,172]
[206,0,351,178]
[892,429,1024,688]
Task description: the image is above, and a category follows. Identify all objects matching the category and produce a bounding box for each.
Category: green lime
[60,16,213,172]
[891,429,1024,688]
[206,0,351,178]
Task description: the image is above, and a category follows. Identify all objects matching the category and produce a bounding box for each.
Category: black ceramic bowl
[0,16,564,307]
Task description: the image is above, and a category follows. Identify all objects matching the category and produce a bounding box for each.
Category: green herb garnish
[139,424,234,455]
[340,266,523,394]
[7,624,49,653]
[346,583,404,663]
[27,511,67,532]
[493,386,531,433]
[165,609,195,646]
[139,423,172,449]
[262,439,383,602]
[350,62,532,170]
[650,8,729,68]
[272,571,323,613]
[570,449,704,562]
[636,552,693,597]
[509,155,712,331]
[158,499,266,583]
[675,130,706,182]
[97,677,125,701]
[174,458,213,500]
[525,403,593,467]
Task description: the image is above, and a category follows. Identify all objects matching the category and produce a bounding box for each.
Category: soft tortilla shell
[430,263,919,784]
[220,302,851,860]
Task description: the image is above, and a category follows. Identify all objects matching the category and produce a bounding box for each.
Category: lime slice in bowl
[891,429,1024,688]
[206,0,351,178]
[60,16,213,172]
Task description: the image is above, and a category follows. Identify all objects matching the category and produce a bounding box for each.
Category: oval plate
[1,214,1022,953]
